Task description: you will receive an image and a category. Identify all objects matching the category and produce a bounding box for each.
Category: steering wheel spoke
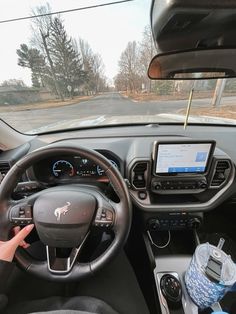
[46,232,89,274]
[9,201,33,227]
[94,203,115,229]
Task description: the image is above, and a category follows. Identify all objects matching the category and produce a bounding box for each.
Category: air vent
[131,162,148,189]
[0,162,10,179]
[211,160,230,187]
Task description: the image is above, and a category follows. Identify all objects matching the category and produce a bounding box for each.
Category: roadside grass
[124,91,236,102]
[124,91,236,120]
[178,105,236,120]
[123,91,215,102]
[0,95,93,113]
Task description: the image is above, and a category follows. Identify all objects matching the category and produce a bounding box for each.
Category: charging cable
[147,230,171,249]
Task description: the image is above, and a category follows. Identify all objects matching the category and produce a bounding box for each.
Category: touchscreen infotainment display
[155,143,213,174]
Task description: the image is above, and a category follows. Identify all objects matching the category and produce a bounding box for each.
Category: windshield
[0,0,236,134]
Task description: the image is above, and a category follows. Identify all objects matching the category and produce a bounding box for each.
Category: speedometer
[52,160,75,178]
[97,159,118,176]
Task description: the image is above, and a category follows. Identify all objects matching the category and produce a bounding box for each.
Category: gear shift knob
[160,274,182,304]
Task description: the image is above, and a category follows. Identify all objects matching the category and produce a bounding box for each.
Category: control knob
[188,217,201,229]
[154,182,162,190]
[148,218,160,230]
[198,180,207,189]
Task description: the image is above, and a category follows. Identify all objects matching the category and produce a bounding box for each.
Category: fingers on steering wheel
[11,224,34,248]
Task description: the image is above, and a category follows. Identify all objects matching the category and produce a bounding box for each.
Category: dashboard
[21,134,234,215]
[1,124,236,218]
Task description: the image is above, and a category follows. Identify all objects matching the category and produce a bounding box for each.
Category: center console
[128,136,235,314]
[129,137,234,212]
[143,227,208,314]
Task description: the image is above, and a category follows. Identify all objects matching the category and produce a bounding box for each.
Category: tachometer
[97,159,118,176]
[52,160,75,178]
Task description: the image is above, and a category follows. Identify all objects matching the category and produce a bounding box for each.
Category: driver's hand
[12,226,31,249]
[0,224,34,262]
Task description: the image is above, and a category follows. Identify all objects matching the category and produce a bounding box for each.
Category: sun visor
[151,0,236,53]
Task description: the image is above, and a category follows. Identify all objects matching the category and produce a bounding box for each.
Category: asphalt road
[0,92,235,133]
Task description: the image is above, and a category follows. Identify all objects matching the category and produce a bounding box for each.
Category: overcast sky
[0,0,151,86]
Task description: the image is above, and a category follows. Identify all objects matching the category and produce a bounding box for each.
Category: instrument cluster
[32,152,120,183]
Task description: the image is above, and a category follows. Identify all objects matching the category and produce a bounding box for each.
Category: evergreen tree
[16,5,107,96]
[17,44,46,87]
[49,17,86,97]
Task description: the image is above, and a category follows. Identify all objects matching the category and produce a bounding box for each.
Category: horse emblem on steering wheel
[54,202,71,221]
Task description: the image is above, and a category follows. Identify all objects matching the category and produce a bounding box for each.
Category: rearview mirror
[148,48,236,80]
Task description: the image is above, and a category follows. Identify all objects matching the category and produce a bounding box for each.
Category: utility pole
[212,78,226,107]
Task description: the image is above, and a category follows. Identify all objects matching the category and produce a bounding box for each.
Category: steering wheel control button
[10,204,33,225]
[14,181,41,195]
[95,208,114,228]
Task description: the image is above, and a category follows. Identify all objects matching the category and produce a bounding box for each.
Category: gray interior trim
[0,120,35,150]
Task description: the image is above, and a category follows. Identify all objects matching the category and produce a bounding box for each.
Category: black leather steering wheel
[0,143,132,282]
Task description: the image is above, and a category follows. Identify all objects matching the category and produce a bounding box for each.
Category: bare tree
[114,71,128,91]
[115,26,173,95]
[139,25,156,92]
[1,79,26,88]
[31,4,64,100]
[77,39,95,94]
[116,41,141,92]
[78,38,106,94]
[92,53,105,93]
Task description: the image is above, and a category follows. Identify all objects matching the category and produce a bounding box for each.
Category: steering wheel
[0,143,132,282]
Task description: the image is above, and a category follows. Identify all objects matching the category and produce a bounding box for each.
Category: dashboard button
[148,219,160,230]
[154,183,162,190]
[138,191,147,200]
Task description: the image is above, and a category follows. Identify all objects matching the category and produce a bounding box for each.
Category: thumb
[9,224,34,247]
